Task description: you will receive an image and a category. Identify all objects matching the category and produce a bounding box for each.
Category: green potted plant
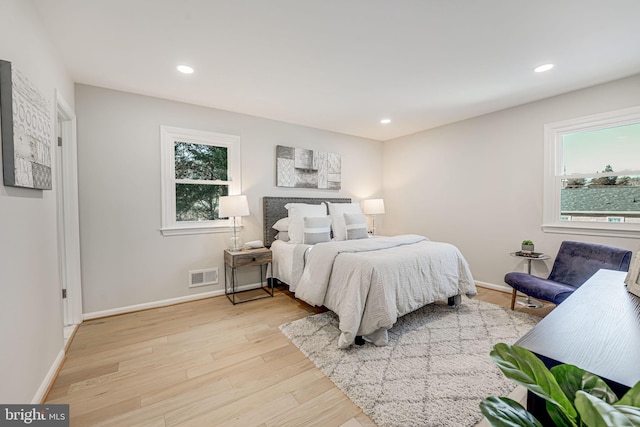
[521,240,535,253]
[480,343,640,426]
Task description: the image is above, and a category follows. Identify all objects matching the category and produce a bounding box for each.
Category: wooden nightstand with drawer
[223,247,273,304]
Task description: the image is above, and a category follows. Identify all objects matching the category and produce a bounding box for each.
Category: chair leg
[510,288,517,310]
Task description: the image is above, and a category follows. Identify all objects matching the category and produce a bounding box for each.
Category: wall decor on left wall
[0,59,52,190]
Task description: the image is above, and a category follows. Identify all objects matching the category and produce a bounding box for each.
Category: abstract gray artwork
[1,59,52,190]
[276,145,341,189]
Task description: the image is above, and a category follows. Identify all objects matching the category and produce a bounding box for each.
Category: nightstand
[224,247,273,304]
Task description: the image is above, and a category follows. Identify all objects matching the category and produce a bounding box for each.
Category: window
[160,126,241,236]
[543,106,640,238]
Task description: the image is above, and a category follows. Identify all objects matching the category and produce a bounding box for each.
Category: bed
[263,196,477,348]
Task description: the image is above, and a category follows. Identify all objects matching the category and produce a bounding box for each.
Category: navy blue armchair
[505,241,632,310]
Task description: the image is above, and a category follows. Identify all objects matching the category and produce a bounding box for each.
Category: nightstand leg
[264,262,273,297]
[225,263,240,305]
[231,266,237,304]
[224,263,230,303]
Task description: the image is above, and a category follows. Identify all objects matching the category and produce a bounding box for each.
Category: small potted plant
[521,240,535,254]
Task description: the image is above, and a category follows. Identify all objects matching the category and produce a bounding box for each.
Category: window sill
[161,224,239,236]
[542,223,640,239]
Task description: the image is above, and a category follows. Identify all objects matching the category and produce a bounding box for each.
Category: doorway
[55,91,83,344]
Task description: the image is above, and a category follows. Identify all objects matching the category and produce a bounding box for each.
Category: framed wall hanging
[625,248,640,298]
[276,145,341,190]
[1,59,52,190]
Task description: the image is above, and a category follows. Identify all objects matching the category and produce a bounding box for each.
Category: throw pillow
[327,202,362,241]
[303,216,332,244]
[285,203,327,244]
[344,212,368,240]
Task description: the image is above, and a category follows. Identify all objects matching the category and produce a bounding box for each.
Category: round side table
[509,252,551,308]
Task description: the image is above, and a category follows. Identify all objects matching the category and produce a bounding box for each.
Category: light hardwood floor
[45,286,552,426]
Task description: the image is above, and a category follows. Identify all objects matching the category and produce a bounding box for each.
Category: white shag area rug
[279,298,540,427]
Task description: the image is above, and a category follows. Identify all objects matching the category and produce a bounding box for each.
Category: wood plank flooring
[45,286,552,426]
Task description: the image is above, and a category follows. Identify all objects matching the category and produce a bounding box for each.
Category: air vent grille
[189,267,218,288]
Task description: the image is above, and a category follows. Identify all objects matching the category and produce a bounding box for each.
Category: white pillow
[275,231,290,241]
[327,202,362,241]
[272,217,290,232]
[303,216,332,244]
[285,203,327,243]
[344,213,368,240]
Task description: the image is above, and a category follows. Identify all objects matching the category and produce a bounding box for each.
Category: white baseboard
[33,349,65,404]
[83,282,266,320]
[475,280,513,293]
[64,323,80,353]
[83,280,516,320]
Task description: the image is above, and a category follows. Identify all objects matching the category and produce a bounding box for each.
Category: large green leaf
[551,364,618,404]
[575,391,640,427]
[491,344,577,423]
[615,406,640,425]
[546,401,580,427]
[479,396,543,427]
[581,372,619,404]
[618,382,640,407]
[551,364,584,405]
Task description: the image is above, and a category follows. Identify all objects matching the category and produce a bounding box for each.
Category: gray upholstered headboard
[263,196,351,247]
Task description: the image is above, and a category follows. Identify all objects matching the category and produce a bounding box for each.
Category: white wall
[383,74,640,288]
[2,2,633,402]
[75,84,383,314]
[0,0,75,403]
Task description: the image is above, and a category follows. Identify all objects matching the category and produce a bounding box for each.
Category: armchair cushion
[504,272,577,305]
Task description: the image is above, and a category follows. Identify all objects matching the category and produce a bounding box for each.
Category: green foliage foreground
[480,343,640,427]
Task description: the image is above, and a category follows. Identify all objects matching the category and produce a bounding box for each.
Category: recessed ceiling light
[534,63,554,73]
[177,64,194,74]
[380,118,391,124]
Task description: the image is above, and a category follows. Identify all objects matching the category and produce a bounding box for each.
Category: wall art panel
[276,145,341,189]
[1,59,52,190]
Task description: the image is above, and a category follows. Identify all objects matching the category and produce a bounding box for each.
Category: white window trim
[160,126,242,236]
[542,105,640,238]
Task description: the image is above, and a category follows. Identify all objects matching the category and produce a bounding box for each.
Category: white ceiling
[31,0,640,141]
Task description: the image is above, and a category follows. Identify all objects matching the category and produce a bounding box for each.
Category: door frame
[55,90,83,326]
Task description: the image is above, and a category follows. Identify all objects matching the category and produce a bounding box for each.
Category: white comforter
[292,235,477,348]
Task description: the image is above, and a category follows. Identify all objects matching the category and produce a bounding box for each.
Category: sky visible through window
[562,122,640,175]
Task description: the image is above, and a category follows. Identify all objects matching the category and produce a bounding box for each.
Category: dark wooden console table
[515,269,640,420]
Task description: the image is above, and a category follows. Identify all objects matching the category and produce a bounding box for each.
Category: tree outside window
[160,126,241,236]
[174,142,229,222]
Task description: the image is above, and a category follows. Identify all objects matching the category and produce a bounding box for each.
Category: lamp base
[229,236,243,251]
[515,296,543,308]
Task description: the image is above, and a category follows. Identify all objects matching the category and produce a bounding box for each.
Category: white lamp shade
[362,198,385,215]
[219,195,250,218]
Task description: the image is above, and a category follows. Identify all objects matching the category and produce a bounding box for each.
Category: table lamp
[362,198,385,235]
[219,195,250,251]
